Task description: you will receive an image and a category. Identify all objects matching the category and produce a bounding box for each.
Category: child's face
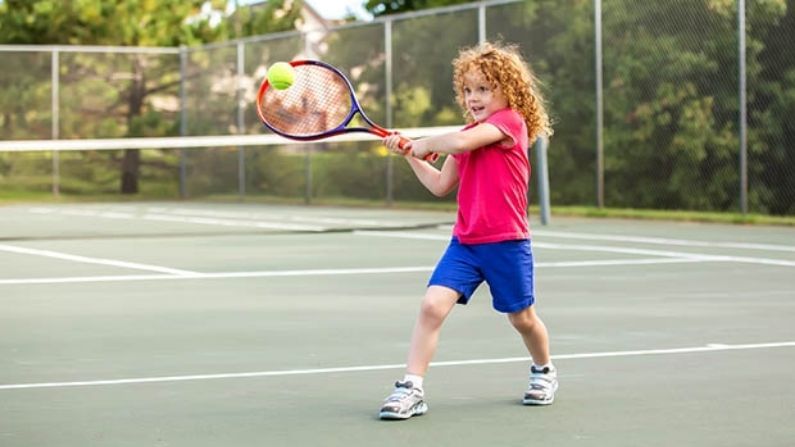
[461,68,508,122]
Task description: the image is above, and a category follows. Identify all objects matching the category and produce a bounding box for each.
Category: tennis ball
[267,62,295,90]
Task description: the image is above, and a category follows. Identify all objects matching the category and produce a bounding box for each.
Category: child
[378,42,556,420]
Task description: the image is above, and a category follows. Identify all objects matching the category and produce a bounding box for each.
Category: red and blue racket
[256,60,438,162]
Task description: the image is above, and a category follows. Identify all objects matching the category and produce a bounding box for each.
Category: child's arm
[405,155,458,197]
[384,134,459,197]
[410,123,508,160]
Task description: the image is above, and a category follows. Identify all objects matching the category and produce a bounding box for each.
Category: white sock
[532,363,554,372]
[403,374,424,390]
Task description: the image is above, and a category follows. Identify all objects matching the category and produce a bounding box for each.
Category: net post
[534,136,551,226]
[594,0,604,208]
[478,4,486,44]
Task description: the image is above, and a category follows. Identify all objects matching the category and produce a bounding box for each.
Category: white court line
[1,341,792,391]
[0,267,433,286]
[534,242,795,267]
[29,207,326,232]
[145,206,406,227]
[533,229,795,252]
[539,258,704,268]
[355,231,795,267]
[354,230,448,241]
[2,231,790,285]
[433,225,795,253]
[143,213,325,232]
[29,206,409,230]
[0,244,197,276]
[0,258,705,286]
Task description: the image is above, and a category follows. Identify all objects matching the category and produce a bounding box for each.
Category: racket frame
[256,59,438,161]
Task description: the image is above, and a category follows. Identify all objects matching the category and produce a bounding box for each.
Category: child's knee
[419,288,458,323]
[508,307,538,331]
[419,298,448,323]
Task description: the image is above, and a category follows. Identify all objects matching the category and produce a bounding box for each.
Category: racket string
[259,65,353,137]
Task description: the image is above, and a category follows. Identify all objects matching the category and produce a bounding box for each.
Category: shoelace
[385,381,417,402]
[529,367,555,391]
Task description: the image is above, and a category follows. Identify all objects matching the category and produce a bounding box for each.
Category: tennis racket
[256,60,438,162]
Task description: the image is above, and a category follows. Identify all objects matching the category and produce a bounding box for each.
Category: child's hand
[383,133,412,156]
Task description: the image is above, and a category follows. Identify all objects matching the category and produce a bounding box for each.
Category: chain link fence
[1,0,793,215]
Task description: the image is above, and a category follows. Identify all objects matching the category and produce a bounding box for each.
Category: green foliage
[0,52,51,139]
[357,0,793,215]
[230,0,304,39]
[747,0,795,215]
[592,0,794,214]
[0,0,303,193]
[486,0,596,205]
[0,0,221,45]
[1,0,793,215]
[250,147,307,197]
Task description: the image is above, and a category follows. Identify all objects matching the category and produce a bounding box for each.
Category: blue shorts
[428,238,535,313]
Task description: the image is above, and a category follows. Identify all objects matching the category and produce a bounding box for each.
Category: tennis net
[0,128,457,203]
[0,129,551,227]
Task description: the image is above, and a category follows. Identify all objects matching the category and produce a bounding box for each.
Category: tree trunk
[120,55,146,194]
[120,149,140,193]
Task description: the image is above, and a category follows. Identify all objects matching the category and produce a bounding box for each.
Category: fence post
[738,0,748,214]
[51,49,60,197]
[236,41,246,200]
[179,45,188,199]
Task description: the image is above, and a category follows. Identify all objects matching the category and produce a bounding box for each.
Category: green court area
[1,202,793,446]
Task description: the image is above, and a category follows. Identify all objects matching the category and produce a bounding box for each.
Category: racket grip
[396,136,411,152]
[423,152,440,163]
[396,135,439,163]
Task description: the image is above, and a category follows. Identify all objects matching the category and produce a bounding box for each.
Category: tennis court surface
[1,202,793,446]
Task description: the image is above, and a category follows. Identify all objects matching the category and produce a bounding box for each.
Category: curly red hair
[453,42,552,141]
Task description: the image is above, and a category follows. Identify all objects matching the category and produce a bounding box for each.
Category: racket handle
[395,135,411,152]
[394,134,439,163]
[421,152,440,162]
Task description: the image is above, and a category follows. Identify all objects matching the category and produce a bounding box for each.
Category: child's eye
[463,87,471,94]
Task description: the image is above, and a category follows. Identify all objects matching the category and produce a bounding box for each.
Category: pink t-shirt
[452,108,530,244]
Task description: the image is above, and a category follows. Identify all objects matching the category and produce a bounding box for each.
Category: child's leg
[405,285,460,376]
[507,305,550,365]
[379,286,459,420]
[510,305,558,405]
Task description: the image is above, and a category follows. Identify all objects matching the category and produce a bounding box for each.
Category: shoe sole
[379,402,428,420]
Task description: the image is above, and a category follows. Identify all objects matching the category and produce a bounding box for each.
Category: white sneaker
[379,380,428,420]
[523,365,558,405]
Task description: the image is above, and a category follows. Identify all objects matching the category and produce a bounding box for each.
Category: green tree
[0,0,302,194]
[599,0,791,213]
[485,0,597,206]
[749,0,795,214]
